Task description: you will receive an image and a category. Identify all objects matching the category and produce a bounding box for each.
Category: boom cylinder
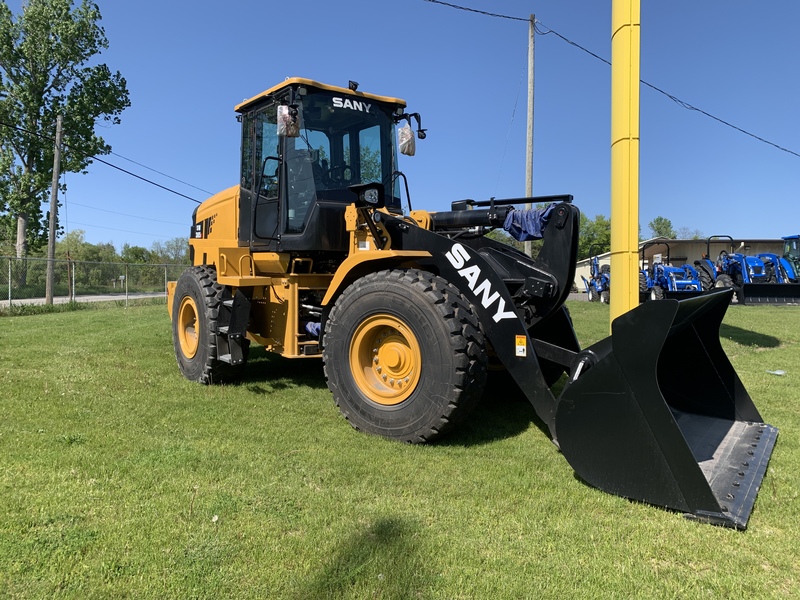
[429,207,512,230]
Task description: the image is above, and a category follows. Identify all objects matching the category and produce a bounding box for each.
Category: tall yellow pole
[610,0,641,325]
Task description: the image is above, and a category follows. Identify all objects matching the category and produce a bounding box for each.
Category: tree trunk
[15,212,28,287]
[15,212,28,258]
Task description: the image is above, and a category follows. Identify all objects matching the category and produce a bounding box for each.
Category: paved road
[0,292,165,309]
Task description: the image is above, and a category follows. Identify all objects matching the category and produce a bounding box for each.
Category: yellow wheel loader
[168,78,777,529]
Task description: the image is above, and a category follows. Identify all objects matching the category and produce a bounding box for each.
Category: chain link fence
[1,256,188,308]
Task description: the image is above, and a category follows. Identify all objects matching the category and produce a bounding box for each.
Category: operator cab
[236,78,415,257]
[783,235,799,261]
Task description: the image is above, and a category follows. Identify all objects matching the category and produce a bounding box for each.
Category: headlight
[363,188,380,205]
[350,183,385,208]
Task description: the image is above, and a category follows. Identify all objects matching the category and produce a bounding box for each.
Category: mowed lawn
[0,300,798,599]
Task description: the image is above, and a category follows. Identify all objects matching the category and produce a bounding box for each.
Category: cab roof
[235,77,407,113]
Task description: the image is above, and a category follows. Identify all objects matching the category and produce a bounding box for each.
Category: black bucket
[554,289,778,529]
[740,282,800,305]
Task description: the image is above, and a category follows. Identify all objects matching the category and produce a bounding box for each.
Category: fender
[321,249,431,306]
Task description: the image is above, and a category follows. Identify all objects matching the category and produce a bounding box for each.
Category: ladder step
[302,343,320,356]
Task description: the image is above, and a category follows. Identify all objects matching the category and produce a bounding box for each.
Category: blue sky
[11,0,800,249]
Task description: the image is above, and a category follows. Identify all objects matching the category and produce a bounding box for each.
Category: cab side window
[240,104,279,193]
[257,105,280,197]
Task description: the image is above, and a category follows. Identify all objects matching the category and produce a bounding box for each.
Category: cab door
[239,102,282,250]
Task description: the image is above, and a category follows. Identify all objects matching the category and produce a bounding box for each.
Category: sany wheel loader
[168,78,777,529]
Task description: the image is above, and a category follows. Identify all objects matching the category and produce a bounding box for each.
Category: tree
[150,237,190,265]
[484,227,533,253]
[55,228,117,262]
[676,226,704,240]
[121,243,152,264]
[648,216,676,239]
[577,213,611,260]
[0,0,130,258]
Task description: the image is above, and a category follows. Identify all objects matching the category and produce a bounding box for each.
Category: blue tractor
[777,234,800,282]
[693,235,800,304]
[639,242,703,301]
[581,247,610,303]
[754,252,796,284]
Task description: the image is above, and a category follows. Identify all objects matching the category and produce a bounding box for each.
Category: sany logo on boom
[332,97,372,112]
[445,243,517,323]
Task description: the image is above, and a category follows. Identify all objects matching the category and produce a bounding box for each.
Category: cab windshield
[282,90,401,231]
[785,238,799,259]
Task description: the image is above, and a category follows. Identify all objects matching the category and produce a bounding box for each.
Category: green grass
[1,301,799,598]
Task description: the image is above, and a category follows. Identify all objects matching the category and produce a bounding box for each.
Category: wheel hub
[350,315,422,405]
[178,296,199,359]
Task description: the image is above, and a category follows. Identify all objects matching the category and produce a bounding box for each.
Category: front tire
[323,269,488,443]
[763,260,777,283]
[650,286,665,301]
[715,273,740,304]
[172,266,246,384]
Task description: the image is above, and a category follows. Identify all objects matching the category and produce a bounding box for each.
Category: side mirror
[277,105,300,138]
[396,112,425,157]
[399,123,415,156]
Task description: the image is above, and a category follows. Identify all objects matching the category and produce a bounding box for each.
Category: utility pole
[45,114,63,305]
[525,13,535,257]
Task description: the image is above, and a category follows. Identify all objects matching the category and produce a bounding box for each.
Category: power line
[495,62,526,195]
[424,0,800,160]
[424,0,527,21]
[0,120,203,202]
[88,154,202,203]
[68,220,180,239]
[108,150,214,196]
[68,201,186,226]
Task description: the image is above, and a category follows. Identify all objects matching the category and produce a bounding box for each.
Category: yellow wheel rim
[177,296,200,359]
[350,314,422,406]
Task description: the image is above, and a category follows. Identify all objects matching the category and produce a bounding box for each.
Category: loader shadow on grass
[719,323,781,348]
[442,372,550,447]
[291,517,434,600]
[238,347,329,391]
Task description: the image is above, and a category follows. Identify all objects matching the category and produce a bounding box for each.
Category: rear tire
[172,266,247,384]
[714,273,740,303]
[323,269,488,443]
[696,263,714,291]
[763,260,777,283]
